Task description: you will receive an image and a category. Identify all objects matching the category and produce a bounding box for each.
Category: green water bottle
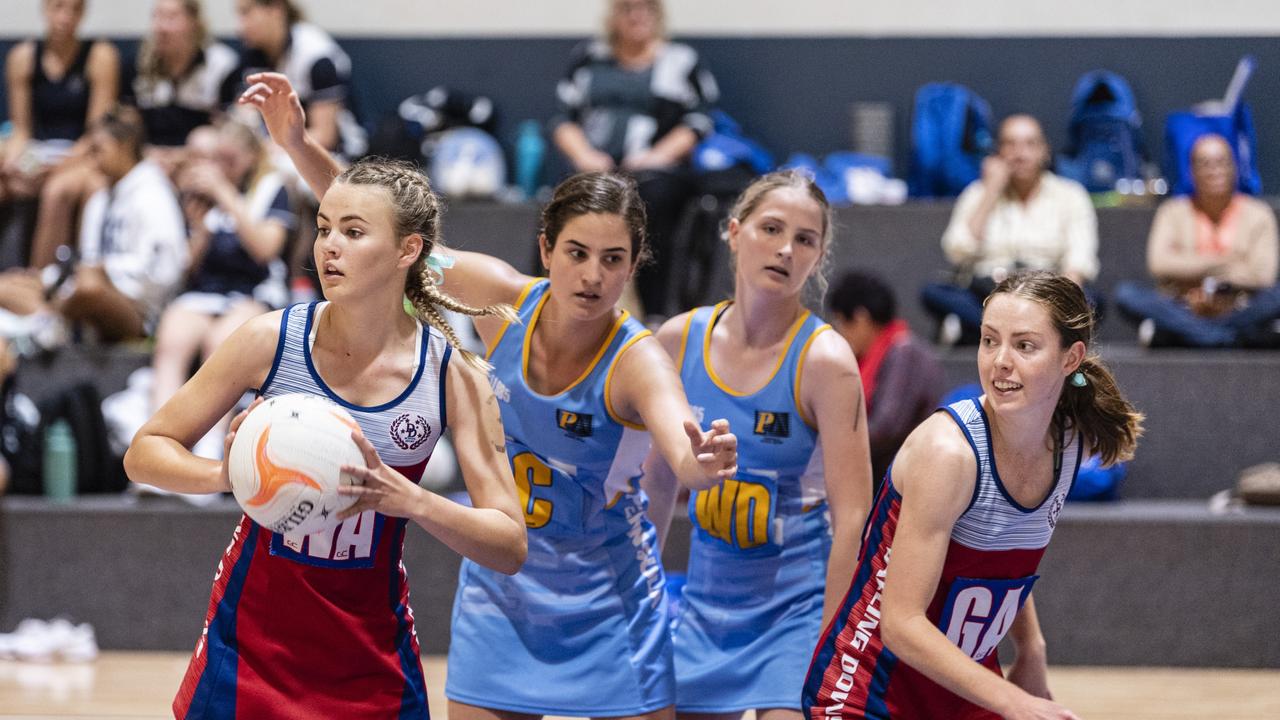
[42,419,77,502]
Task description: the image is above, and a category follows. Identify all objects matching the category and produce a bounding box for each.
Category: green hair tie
[425,252,455,286]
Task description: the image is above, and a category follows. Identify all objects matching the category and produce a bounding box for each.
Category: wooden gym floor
[2,653,1279,719]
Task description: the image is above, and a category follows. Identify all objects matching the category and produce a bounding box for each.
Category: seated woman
[2,0,120,267]
[1115,133,1280,348]
[0,105,188,346]
[128,0,241,172]
[150,119,294,429]
[551,0,718,320]
[235,0,366,160]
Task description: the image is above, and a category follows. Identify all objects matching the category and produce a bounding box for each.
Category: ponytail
[1054,354,1143,466]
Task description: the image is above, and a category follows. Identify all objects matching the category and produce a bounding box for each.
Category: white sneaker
[8,618,56,662]
[58,623,98,663]
[1138,318,1156,348]
[939,313,963,347]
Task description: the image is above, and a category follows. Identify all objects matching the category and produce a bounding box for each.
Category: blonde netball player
[645,170,873,719]
[240,72,738,718]
[125,157,527,719]
[803,271,1142,719]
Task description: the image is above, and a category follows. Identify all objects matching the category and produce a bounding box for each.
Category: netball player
[124,158,527,719]
[803,271,1143,719]
[644,170,873,719]
[240,72,738,718]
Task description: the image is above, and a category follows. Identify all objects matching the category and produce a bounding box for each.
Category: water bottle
[515,120,545,201]
[43,419,77,502]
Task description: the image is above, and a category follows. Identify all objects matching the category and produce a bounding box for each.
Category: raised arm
[798,330,874,628]
[239,72,343,200]
[878,415,1079,720]
[124,311,282,494]
[610,333,736,492]
[337,351,527,574]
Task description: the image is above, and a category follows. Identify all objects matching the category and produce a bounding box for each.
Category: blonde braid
[405,265,516,372]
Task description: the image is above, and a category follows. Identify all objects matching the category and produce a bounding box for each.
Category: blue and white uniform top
[447,278,673,716]
[175,301,449,720]
[671,301,836,713]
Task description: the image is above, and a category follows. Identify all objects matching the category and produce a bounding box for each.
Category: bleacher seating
[3,200,1278,667]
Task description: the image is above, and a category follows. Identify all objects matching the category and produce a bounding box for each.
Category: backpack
[1056,70,1144,192]
[692,110,775,176]
[907,83,994,198]
[1165,55,1262,196]
[10,382,124,495]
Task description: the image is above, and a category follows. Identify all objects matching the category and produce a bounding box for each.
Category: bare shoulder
[87,39,121,67]
[654,310,695,357]
[803,326,859,376]
[6,41,34,74]
[615,331,675,378]
[892,412,977,504]
[220,309,287,378]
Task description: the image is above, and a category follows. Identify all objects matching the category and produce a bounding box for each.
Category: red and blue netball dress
[803,397,1081,720]
[174,301,449,720]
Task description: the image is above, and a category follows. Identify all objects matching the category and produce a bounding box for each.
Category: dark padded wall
[1,36,1278,186]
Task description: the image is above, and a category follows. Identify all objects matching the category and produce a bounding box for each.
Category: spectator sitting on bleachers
[828,269,944,488]
[128,0,241,173]
[0,105,187,346]
[551,0,718,320]
[150,119,293,425]
[1115,133,1280,348]
[2,0,120,268]
[922,114,1100,345]
[235,0,366,160]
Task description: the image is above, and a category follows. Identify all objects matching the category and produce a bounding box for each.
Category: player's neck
[320,298,415,361]
[984,396,1056,458]
[534,295,618,362]
[727,286,805,349]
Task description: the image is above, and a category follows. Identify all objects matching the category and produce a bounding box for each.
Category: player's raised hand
[684,418,737,481]
[337,430,428,520]
[238,72,307,150]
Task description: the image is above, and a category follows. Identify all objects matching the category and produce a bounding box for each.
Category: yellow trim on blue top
[604,330,652,430]
[484,278,542,360]
[702,302,812,398]
[675,310,697,374]
[521,296,630,398]
[794,323,833,430]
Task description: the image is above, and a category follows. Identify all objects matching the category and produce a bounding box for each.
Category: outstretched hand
[238,72,307,150]
[337,431,428,520]
[684,418,737,482]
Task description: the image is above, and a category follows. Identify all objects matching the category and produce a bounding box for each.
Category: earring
[1070,371,1088,387]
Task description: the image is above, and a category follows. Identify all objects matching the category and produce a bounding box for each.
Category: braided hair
[332,158,516,371]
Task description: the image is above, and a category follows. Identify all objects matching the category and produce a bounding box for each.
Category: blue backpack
[908,83,994,198]
[1056,70,1144,192]
[692,110,775,175]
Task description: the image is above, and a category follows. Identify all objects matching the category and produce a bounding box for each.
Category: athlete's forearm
[284,131,343,201]
[821,523,862,629]
[410,489,527,575]
[123,435,229,494]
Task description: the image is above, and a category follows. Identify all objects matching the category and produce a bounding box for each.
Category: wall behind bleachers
[2,3,1279,188]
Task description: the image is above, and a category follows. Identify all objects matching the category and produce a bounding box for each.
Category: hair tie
[424,252,455,286]
[1070,370,1088,387]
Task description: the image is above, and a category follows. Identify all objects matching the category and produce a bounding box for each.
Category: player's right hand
[238,72,307,150]
[219,397,264,492]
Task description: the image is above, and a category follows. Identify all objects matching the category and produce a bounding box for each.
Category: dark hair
[540,172,651,267]
[726,169,836,295]
[827,269,896,325]
[985,271,1143,466]
[252,0,303,24]
[332,158,515,370]
[93,104,147,160]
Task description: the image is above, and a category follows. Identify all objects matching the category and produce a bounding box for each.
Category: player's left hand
[337,431,428,520]
[1007,643,1053,700]
[685,418,737,481]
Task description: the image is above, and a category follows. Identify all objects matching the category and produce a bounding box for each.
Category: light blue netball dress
[672,301,833,712]
[446,279,674,715]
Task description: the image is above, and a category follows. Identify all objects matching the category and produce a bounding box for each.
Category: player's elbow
[879,606,917,661]
[494,521,528,575]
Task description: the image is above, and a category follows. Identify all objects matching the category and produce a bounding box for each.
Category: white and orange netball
[227,393,366,536]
